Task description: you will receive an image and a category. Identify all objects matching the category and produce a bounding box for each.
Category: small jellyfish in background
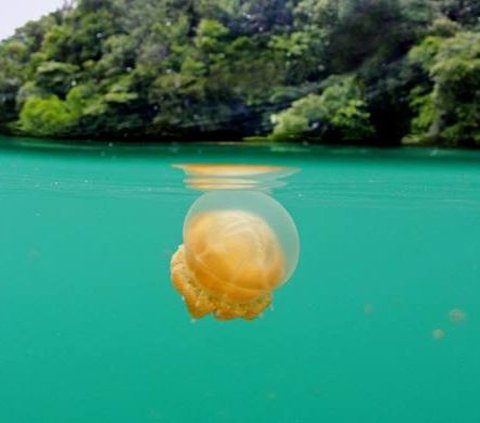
[363,303,374,315]
[170,190,300,320]
[432,328,445,341]
[448,308,466,324]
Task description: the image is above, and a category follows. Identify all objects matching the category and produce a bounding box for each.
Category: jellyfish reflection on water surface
[170,165,300,321]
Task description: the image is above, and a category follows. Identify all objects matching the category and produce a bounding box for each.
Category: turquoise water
[1,137,480,422]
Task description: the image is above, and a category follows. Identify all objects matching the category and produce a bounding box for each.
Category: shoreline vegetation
[0,0,479,147]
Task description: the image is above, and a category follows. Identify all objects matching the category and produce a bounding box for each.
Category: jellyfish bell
[183,191,299,281]
[170,190,300,320]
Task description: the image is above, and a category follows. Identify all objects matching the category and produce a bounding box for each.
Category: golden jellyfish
[448,308,466,324]
[170,190,300,320]
[432,328,445,340]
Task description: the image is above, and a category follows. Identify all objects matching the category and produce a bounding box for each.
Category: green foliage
[0,0,478,144]
[271,76,374,142]
[407,31,480,146]
[409,87,436,133]
[35,61,80,97]
[19,95,78,136]
[432,0,480,27]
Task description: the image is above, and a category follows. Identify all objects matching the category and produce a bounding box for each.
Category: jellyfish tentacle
[172,244,274,320]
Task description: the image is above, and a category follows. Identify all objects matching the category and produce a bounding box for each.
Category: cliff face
[0,0,478,146]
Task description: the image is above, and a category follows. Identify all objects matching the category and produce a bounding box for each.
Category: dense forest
[0,0,479,146]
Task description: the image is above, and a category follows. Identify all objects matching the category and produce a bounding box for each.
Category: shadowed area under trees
[0,0,478,146]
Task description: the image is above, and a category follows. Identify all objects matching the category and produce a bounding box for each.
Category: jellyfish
[448,308,466,324]
[432,328,445,341]
[170,190,299,320]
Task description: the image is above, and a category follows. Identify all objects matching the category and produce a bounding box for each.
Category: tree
[19,95,78,136]
[271,75,374,142]
[408,31,480,146]
[0,0,478,144]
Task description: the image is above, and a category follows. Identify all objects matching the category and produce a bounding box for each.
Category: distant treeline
[0,0,479,146]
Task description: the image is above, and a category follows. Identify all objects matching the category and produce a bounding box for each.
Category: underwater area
[1,136,480,422]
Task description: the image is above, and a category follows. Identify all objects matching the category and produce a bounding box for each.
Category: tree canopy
[0,0,478,146]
